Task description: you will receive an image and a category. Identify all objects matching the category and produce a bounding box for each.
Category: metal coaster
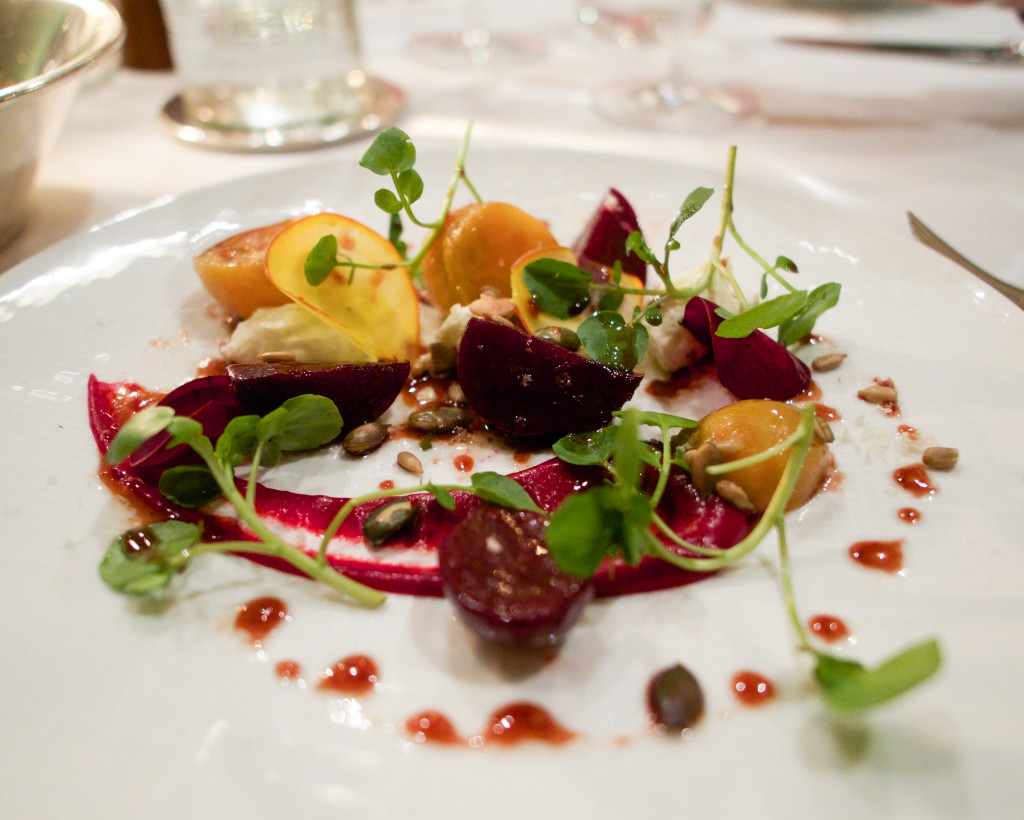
[159,75,405,153]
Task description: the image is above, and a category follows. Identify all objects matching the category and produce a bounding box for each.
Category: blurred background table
[2,0,1022,287]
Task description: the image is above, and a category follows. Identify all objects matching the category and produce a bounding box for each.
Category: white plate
[2,145,1022,819]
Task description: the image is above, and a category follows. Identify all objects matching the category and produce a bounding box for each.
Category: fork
[907,212,1024,312]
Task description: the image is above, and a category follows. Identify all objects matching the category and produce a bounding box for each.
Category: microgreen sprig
[101,398,386,608]
[545,404,940,710]
[304,124,482,287]
[522,147,842,369]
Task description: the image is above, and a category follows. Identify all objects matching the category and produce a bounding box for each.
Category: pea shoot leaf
[266,395,343,452]
[215,415,260,467]
[470,471,543,514]
[373,189,403,215]
[715,292,809,339]
[425,484,456,511]
[816,639,941,711]
[553,426,617,466]
[669,186,714,238]
[105,405,175,465]
[577,311,648,371]
[99,521,201,595]
[305,234,338,286]
[522,258,592,319]
[359,127,416,176]
[777,282,841,347]
[625,231,657,266]
[159,464,222,508]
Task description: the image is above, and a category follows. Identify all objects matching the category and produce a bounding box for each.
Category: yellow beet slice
[266,213,419,362]
[510,247,645,335]
[193,219,294,319]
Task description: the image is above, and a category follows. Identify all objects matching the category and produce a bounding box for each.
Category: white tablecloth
[2,0,1023,286]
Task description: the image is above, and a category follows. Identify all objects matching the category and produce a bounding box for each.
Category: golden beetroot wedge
[266,213,419,362]
[193,219,294,319]
[510,247,645,335]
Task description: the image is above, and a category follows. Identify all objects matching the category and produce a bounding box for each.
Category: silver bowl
[0,0,123,249]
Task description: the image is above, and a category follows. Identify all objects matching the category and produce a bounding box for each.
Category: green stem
[705,421,808,476]
[776,518,813,652]
[189,539,385,606]
[402,122,476,276]
[191,438,385,608]
[710,147,751,312]
[643,404,815,573]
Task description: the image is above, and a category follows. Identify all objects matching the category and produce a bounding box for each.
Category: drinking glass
[408,0,546,69]
[584,0,758,129]
[158,0,405,151]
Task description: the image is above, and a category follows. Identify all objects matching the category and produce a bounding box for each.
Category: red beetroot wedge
[227,361,410,432]
[571,188,646,283]
[439,507,594,648]
[458,317,641,440]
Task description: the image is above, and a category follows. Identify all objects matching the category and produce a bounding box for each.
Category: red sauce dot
[275,660,302,680]
[849,539,904,573]
[513,451,531,464]
[794,380,822,403]
[815,403,842,421]
[454,454,474,472]
[897,424,919,441]
[731,671,775,706]
[479,702,575,746]
[406,711,463,745]
[379,479,395,490]
[234,596,288,646]
[898,507,922,524]
[319,654,379,695]
[808,614,850,643]
[893,463,937,497]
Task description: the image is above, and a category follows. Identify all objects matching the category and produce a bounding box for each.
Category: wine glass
[408,0,546,69]
[583,0,758,130]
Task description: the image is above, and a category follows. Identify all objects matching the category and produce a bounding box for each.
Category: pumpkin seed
[363,499,418,545]
[342,422,389,456]
[408,405,472,433]
[647,663,704,732]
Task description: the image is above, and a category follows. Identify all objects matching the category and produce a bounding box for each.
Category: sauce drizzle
[808,614,850,643]
[849,539,904,573]
[898,507,922,524]
[731,671,775,706]
[319,654,379,695]
[234,596,288,646]
[479,702,575,746]
[893,463,937,497]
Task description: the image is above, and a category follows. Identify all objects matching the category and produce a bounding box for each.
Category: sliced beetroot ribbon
[89,376,755,599]
[681,297,811,401]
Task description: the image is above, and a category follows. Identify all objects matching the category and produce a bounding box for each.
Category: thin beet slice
[458,317,641,440]
[681,297,810,401]
[439,507,594,648]
[227,360,410,432]
[89,377,754,599]
[128,375,240,473]
[571,188,646,282]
